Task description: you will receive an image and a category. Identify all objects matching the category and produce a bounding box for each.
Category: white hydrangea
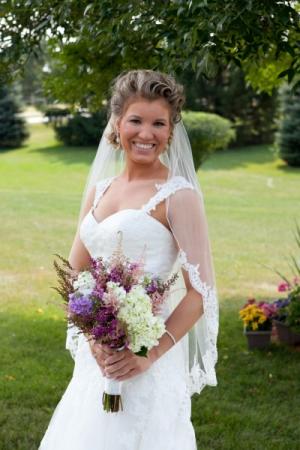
[106,282,127,302]
[73,271,96,296]
[118,285,166,353]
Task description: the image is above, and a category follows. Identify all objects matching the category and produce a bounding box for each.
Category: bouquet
[239,298,278,332]
[53,239,178,413]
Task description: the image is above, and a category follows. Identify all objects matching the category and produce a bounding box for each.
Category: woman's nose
[138,126,154,141]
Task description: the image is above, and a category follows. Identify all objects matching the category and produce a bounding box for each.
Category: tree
[1,1,299,109]
[180,66,278,146]
[276,86,300,167]
[0,86,28,149]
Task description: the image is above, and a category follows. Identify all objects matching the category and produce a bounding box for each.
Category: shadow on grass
[201,145,278,171]
[0,143,29,153]
[276,162,300,173]
[202,145,300,175]
[29,144,96,166]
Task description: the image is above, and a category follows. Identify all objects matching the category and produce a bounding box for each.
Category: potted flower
[239,299,277,349]
[273,278,300,345]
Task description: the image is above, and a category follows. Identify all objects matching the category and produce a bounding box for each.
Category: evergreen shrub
[0,86,28,149]
[182,111,236,169]
[276,86,300,167]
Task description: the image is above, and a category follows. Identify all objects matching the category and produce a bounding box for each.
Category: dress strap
[142,176,194,213]
[93,177,115,209]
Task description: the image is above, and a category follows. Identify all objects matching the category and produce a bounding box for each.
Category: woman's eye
[154,122,165,127]
[130,119,140,124]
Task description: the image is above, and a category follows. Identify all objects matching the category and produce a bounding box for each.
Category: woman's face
[117,97,171,165]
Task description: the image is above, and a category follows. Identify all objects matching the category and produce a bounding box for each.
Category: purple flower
[259,302,278,318]
[108,268,123,283]
[68,294,93,316]
[274,298,290,309]
[91,306,125,345]
[92,285,104,299]
[146,278,159,294]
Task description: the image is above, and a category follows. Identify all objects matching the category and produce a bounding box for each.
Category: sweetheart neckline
[88,208,174,238]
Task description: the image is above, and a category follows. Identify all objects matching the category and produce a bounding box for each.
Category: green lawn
[0,124,300,449]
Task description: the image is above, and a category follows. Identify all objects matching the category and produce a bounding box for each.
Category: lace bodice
[79,177,189,280]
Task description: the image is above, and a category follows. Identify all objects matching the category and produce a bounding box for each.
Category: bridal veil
[67,117,219,396]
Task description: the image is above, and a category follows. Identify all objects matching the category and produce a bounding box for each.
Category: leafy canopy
[1,0,300,108]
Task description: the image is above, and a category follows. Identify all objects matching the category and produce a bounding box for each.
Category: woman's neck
[120,159,169,182]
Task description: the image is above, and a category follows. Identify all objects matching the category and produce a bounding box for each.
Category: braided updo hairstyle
[107,70,185,147]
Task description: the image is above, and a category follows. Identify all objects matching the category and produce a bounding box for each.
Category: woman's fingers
[105,357,131,375]
[96,343,115,356]
[105,350,127,365]
[115,369,138,381]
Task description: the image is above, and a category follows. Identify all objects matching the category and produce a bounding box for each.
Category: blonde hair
[107,69,185,147]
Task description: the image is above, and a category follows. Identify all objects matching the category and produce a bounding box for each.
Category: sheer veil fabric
[68,117,219,395]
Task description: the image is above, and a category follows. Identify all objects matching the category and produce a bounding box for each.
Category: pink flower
[260,302,277,318]
[277,282,290,292]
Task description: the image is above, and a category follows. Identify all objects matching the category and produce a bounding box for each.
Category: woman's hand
[104,347,154,382]
[89,340,154,381]
[89,340,114,376]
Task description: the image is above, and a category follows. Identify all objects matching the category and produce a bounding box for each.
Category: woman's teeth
[134,142,154,150]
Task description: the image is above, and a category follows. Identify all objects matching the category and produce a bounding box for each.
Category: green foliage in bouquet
[52,254,75,303]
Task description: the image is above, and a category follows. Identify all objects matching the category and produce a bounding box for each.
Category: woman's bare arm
[68,186,96,271]
[148,269,204,364]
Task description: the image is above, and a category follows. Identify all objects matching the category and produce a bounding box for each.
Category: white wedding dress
[39,176,200,450]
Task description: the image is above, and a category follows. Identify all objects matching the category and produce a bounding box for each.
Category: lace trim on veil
[178,250,218,395]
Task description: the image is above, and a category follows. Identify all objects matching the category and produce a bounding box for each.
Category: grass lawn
[0,124,300,449]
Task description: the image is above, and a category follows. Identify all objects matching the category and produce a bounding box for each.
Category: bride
[39,69,218,450]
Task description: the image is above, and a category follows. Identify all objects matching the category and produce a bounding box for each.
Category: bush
[53,110,108,146]
[0,86,28,149]
[182,111,236,169]
[276,85,300,167]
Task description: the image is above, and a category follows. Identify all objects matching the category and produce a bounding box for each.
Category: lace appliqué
[66,323,81,360]
[143,176,194,213]
[93,177,115,208]
[179,249,219,396]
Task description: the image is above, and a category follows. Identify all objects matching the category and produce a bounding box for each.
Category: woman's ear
[115,117,121,135]
[168,127,174,146]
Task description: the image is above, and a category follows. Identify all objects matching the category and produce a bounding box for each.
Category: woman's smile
[132,141,156,152]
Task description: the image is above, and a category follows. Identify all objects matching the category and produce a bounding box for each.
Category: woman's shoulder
[157,175,195,193]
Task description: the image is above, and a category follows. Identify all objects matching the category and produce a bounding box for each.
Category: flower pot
[273,320,300,345]
[244,330,272,350]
